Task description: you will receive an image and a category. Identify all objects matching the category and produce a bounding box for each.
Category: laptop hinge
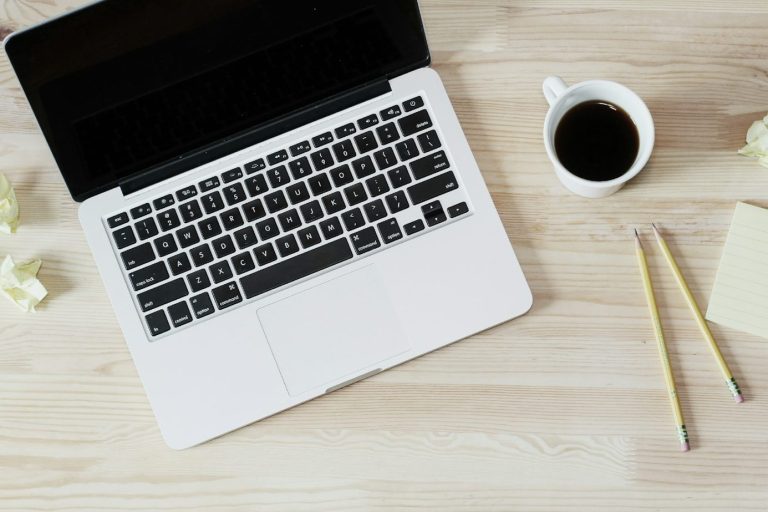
[119,78,392,197]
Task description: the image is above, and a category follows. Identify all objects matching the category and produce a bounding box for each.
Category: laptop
[4,0,532,449]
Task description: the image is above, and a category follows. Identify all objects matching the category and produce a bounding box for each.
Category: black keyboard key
[342,208,366,231]
[411,150,449,180]
[220,208,245,231]
[448,202,470,218]
[332,140,357,163]
[286,181,310,205]
[335,123,356,138]
[135,218,159,240]
[176,185,198,202]
[168,301,193,328]
[310,148,334,171]
[240,238,353,299]
[275,234,300,257]
[153,194,175,211]
[232,252,256,275]
[290,141,312,156]
[312,132,334,147]
[288,157,313,180]
[179,200,203,223]
[403,96,425,112]
[264,190,288,213]
[267,149,289,166]
[243,198,267,222]
[129,261,169,292]
[211,281,243,310]
[327,164,352,188]
[308,173,332,196]
[319,216,344,240]
[198,217,222,239]
[199,176,220,192]
[201,191,225,214]
[130,203,152,219]
[423,200,447,227]
[233,226,258,250]
[267,165,291,188]
[381,105,402,120]
[407,171,459,205]
[223,183,247,205]
[365,175,390,197]
[222,168,243,183]
[138,278,188,312]
[112,226,136,249]
[376,123,400,144]
[300,200,324,223]
[190,244,214,267]
[395,139,420,161]
[107,212,129,228]
[278,209,302,232]
[399,109,433,136]
[212,235,236,258]
[378,218,404,244]
[297,225,321,249]
[187,269,211,293]
[404,219,426,235]
[255,218,280,241]
[354,131,378,153]
[157,209,181,232]
[374,147,397,170]
[168,253,192,275]
[417,130,442,153]
[385,191,409,214]
[350,226,381,255]
[344,182,368,206]
[121,243,155,270]
[244,158,266,174]
[154,234,178,257]
[358,113,379,129]
[254,243,278,266]
[210,260,233,283]
[190,292,215,319]
[177,225,200,248]
[351,155,375,179]
[145,310,171,337]
[245,174,269,196]
[322,191,346,214]
[387,166,412,188]
[363,199,387,222]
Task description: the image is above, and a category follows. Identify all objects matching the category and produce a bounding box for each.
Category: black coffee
[554,100,639,181]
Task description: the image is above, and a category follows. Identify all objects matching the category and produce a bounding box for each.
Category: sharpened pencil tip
[634,228,640,238]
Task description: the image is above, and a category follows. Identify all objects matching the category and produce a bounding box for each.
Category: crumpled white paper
[739,114,768,168]
[0,255,48,312]
[0,173,19,234]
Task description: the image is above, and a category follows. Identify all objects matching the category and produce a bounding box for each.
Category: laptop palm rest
[257,266,412,396]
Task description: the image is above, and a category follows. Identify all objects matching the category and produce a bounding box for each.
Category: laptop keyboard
[105,95,471,338]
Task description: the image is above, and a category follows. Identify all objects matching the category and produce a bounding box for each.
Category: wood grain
[1,1,767,510]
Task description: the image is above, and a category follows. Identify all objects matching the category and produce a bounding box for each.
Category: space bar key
[240,238,354,299]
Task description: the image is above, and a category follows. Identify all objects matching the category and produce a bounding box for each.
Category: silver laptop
[5,0,532,449]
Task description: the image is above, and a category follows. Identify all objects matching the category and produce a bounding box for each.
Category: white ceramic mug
[542,76,655,198]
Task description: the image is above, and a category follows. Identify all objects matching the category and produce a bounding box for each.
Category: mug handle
[543,76,568,107]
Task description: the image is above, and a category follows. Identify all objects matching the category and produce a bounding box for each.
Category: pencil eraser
[735,394,744,403]
[681,442,690,452]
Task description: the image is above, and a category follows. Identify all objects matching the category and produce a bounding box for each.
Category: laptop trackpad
[257,266,412,396]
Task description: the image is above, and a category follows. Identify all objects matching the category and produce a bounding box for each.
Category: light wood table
[1,1,767,510]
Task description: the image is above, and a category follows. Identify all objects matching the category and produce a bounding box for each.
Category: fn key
[145,310,170,337]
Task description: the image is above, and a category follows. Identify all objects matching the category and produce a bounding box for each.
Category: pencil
[651,223,744,403]
[635,229,690,452]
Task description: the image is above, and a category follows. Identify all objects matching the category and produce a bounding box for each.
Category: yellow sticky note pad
[706,202,768,339]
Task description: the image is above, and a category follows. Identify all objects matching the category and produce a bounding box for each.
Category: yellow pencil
[651,224,744,403]
[635,229,690,452]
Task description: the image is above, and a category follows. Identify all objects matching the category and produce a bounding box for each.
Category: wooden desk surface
[1,1,767,510]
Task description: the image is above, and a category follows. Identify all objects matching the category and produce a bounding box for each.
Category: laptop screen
[5,0,430,201]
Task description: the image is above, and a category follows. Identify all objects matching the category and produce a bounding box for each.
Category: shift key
[407,171,459,205]
[137,278,188,312]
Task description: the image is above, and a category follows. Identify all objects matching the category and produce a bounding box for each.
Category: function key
[153,194,175,211]
[199,176,220,192]
[335,123,357,138]
[358,113,379,129]
[448,202,469,218]
[267,149,289,166]
[403,96,425,112]
[145,310,171,337]
[176,185,198,202]
[222,168,243,183]
[107,212,129,228]
[380,105,402,121]
[244,158,266,174]
[130,203,152,219]
[312,132,334,147]
[289,141,312,156]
